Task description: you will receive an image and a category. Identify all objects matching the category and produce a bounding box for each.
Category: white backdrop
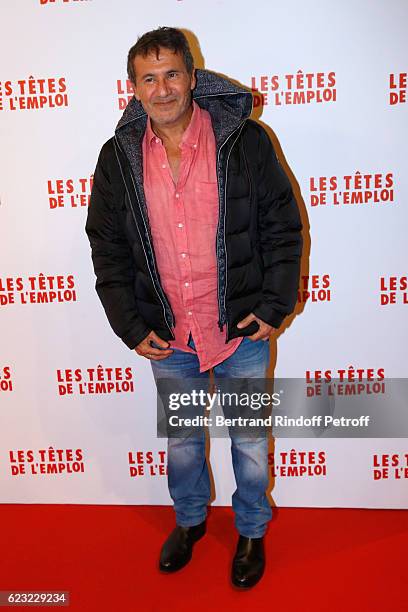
[1,0,407,508]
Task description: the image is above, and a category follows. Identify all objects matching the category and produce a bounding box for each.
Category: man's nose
[156,78,172,98]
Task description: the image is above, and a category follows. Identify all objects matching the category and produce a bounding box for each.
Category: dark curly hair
[127,26,194,84]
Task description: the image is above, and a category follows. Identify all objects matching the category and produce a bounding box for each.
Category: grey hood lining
[115,68,253,148]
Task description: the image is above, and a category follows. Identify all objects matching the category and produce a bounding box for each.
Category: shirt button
[178,223,183,228]
[188,311,192,316]
[193,144,197,148]
[181,253,186,258]
[184,282,189,287]
[161,164,166,169]
[175,193,180,199]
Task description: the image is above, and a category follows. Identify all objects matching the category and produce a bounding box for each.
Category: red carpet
[1,505,407,611]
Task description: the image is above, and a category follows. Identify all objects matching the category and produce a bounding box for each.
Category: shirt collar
[145,100,202,150]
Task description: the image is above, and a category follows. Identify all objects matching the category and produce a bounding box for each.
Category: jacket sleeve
[85,142,151,350]
[252,127,303,329]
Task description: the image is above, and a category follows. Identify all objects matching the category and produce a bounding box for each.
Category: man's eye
[168,72,177,78]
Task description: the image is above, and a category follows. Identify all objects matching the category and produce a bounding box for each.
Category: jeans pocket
[150,340,166,351]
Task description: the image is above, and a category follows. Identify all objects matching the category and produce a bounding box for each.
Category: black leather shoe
[231,535,265,588]
[159,520,206,572]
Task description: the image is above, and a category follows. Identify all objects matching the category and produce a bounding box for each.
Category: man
[85,27,302,588]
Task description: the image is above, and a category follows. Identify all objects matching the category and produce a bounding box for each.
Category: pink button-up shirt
[142,100,243,372]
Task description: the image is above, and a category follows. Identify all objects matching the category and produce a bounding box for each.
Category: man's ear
[191,68,197,91]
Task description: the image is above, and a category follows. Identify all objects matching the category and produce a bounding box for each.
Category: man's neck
[150,103,194,148]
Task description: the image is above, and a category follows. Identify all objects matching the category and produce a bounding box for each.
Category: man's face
[131,47,196,127]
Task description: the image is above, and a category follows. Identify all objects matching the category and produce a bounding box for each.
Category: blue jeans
[150,335,272,538]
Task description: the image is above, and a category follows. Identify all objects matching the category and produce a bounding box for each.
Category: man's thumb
[237,314,254,329]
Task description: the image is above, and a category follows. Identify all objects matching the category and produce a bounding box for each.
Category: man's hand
[135,331,173,361]
[237,313,277,341]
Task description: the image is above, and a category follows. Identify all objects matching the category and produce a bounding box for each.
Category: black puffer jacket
[85,68,303,350]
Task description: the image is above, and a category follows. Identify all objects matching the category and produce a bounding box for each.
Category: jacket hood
[115,68,253,137]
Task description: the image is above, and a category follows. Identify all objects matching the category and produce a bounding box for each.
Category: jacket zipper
[217,119,248,336]
[113,136,174,337]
